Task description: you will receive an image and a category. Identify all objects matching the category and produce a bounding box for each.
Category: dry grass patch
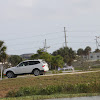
[0,71,100,98]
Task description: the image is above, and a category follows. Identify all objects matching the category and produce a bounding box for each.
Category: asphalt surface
[16,70,100,78]
[1,70,100,80]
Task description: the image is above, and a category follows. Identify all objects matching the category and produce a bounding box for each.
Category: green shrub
[90,82,100,93]
[15,87,37,97]
[52,70,57,74]
[52,70,62,74]
[6,83,100,97]
[38,85,62,95]
[91,65,100,68]
[58,70,63,73]
[75,84,89,93]
[63,84,75,93]
[6,90,16,97]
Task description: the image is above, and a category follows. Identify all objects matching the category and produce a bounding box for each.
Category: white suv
[4,59,49,78]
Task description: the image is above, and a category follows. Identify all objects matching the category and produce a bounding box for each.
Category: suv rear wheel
[6,72,15,78]
[33,69,40,76]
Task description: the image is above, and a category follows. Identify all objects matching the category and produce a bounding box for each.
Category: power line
[68,42,95,43]
[4,35,95,44]
[67,30,100,32]
[7,41,96,52]
[2,31,99,42]
[7,36,64,47]
[68,36,95,37]
[4,32,63,42]
[2,30,99,54]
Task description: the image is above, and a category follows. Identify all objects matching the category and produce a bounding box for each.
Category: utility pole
[64,27,67,47]
[95,36,99,49]
[44,39,50,52]
[0,65,3,80]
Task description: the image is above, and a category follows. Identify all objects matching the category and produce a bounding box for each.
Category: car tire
[7,72,15,78]
[33,69,40,76]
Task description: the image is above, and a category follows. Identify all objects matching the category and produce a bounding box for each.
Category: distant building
[83,52,100,61]
[20,53,34,59]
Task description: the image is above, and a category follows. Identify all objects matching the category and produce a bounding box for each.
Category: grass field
[0,71,100,98]
[1,93,100,100]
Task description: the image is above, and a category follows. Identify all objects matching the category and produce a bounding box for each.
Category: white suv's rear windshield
[41,60,46,64]
[29,61,40,65]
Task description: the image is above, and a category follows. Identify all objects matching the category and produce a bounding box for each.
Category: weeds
[0,71,100,98]
[6,82,100,97]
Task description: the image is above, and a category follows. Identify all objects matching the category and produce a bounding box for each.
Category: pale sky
[0,0,100,55]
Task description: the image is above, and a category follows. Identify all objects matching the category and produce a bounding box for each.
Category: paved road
[17,70,100,78]
[1,70,100,80]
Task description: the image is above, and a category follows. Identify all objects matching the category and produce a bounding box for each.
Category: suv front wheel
[33,69,40,76]
[6,72,15,78]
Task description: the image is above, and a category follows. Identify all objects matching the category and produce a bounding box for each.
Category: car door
[27,61,40,73]
[26,61,35,73]
[14,62,28,74]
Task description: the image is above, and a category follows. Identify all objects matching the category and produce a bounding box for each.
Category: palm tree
[52,47,76,65]
[0,40,7,64]
[94,49,100,53]
[84,46,91,60]
[77,48,84,56]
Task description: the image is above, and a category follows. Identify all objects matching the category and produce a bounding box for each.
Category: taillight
[42,65,45,67]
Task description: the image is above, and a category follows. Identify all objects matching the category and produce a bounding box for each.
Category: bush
[15,87,37,97]
[52,70,58,74]
[52,70,63,74]
[91,65,100,68]
[64,84,75,93]
[6,83,100,97]
[6,90,16,97]
[39,85,63,95]
[58,70,63,73]
[75,84,89,93]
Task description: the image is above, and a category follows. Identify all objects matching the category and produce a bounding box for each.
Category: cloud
[7,0,32,20]
[1,0,100,22]
[16,0,32,8]
[0,0,34,21]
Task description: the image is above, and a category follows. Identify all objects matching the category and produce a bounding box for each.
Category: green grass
[1,93,100,100]
[90,68,100,71]
[74,66,100,71]
[5,82,100,97]
[0,71,100,98]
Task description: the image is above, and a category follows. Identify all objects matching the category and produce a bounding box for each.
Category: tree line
[0,40,100,69]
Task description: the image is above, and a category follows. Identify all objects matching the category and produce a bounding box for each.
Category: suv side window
[18,62,28,67]
[34,61,40,64]
[23,62,28,66]
[18,62,24,67]
[29,61,40,65]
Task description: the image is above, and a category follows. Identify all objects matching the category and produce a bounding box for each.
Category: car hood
[5,66,16,71]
